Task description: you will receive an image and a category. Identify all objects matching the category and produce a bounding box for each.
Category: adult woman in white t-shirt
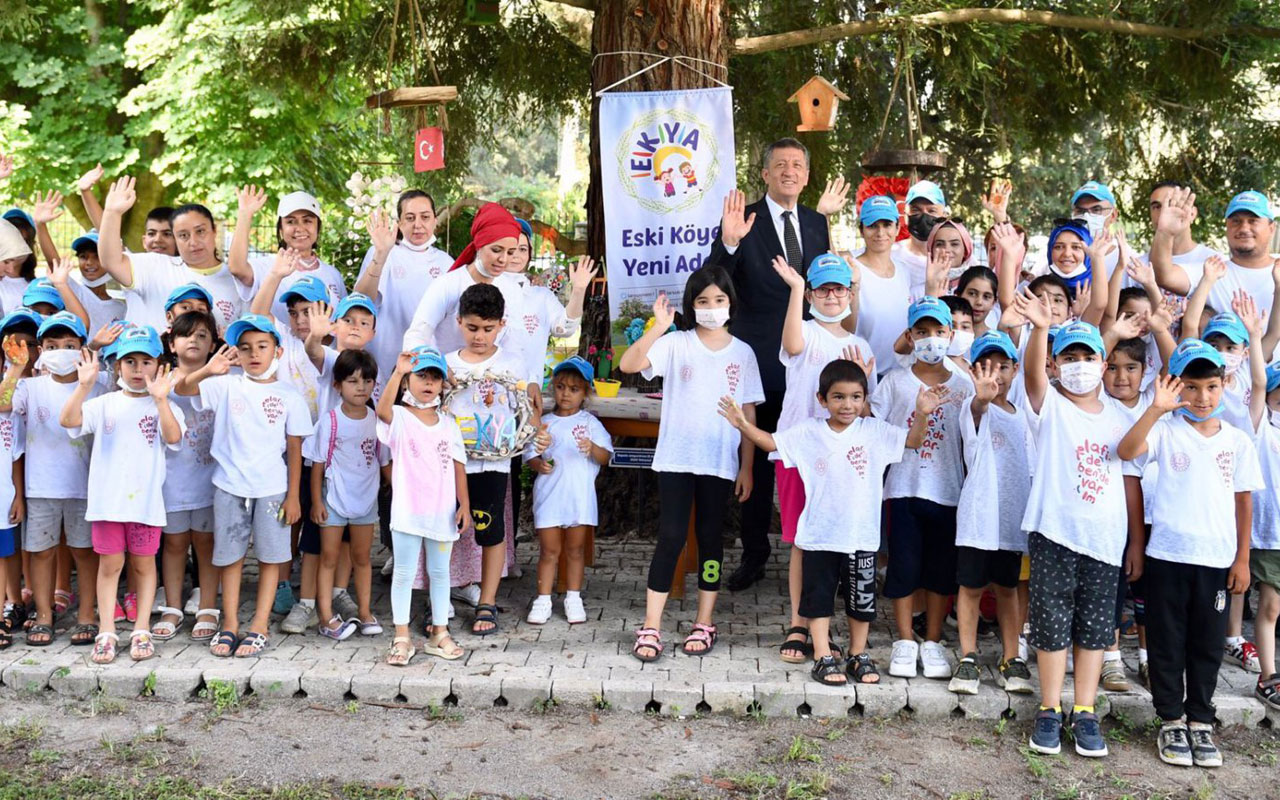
[852,196,911,373]
[97,177,248,333]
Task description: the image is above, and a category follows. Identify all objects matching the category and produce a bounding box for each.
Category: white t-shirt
[68,280,125,338]
[12,376,104,499]
[444,347,529,475]
[506,276,580,386]
[956,398,1034,552]
[356,242,455,379]
[870,365,973,506]
[890,241,927,301]
[0,412,25,521]
[1251,416,1280,550]
[302,406,389,521]
[0,276,29,316]
[1112,386,1158,523]
[1142,415,1262,568]
[276,333,325,423]
[196,375,312,498]
[1141,244,1218,297]
[773,416,906,553]
[777,320,877,434]
[243,254,348,331]
[1020,388,1131,565]
[123,252,244,332]
[70,391,184,526]
[402,268,525,366]
[377,405,466,540]
[1208,258,1278,320]
[524,410,612,528]
[855,258,911,372]
[641,330,765,481]
[165,393,216,513]
[1221,375,1251,434]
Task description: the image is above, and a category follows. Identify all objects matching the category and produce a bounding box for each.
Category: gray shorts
[1027,532,1120,652]
[212,487,292,567]
[24,498,91,551]
[163,506,215,535]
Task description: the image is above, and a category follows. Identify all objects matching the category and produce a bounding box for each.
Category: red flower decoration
[856,176,911,241]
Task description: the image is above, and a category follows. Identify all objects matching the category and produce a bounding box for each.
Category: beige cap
[0,219,32,262]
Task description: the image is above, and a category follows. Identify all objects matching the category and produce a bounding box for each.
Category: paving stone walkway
[3,536,1277,729]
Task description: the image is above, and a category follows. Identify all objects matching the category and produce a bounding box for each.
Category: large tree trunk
[583,0,729,537]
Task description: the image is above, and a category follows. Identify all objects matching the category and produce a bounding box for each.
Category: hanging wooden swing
[861,39,947,178]
[364,0,457,134]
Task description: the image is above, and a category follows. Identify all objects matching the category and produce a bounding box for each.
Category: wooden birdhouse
[788,76,850,132]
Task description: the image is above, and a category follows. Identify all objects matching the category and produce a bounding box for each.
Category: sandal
[423,630,463,660]
[25,623,54,647]
[632,627,663,662]
[386,636,415,667]
[471,604,499,637]
[70,623,99,646]
[811,654,848,685]
[681,622,718,656]
[151,607,184,641]
[91,631,119,664]
[129,630,156,661]
[0,628,9,650]
[846,652,881,684]
[2,602,26,633]
[359,617,383,636]
[234,631,269,658]
[209,630,239,658]
[1256,675,1280,710]
[53,589,73,616]
[191,609,220,642]
[779,626,812,664]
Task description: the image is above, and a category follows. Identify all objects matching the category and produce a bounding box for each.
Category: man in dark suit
[704,137,849,591]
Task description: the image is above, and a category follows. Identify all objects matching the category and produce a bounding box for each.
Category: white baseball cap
[277,191,321,219]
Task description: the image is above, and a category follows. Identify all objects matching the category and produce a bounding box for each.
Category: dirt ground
[0,691,1276,799]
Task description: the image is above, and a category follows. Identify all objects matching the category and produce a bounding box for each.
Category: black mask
[907,212,939,242]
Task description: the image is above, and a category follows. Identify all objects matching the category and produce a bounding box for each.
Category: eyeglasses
[810,286,851,298]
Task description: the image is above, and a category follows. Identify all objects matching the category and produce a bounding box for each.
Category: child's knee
[318,551,339,570]
[349,548,371,568]
[564,544,585,562]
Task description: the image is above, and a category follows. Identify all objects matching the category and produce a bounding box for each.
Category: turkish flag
[414,127,445,172]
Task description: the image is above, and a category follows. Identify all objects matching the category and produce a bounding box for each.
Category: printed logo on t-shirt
[991,431,1007,450]
[1215,450,1235,486]
[138,414,158,446]
[215,299,235,324]
[1075,439,1112,504]
[35,406,49,424]
[680,365,693,382]
[429,264,441,279]
[407,438,422,459]
[261,396,285,424]
[814,457,828,476]
[103,415,116,434]
[360,437,376,466]
[846,445,867,478]
[230,399,248,417]
[0,418,13,451]
[1170,452,1191,473]
[807,349,825,366]
[393,264,407,280]
[523,314,538,334]
[725,362,741,393]
[436,439,451,470]
[906,408,946,461]
[572,424,588,445]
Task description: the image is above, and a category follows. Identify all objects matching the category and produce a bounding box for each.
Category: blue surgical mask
[1177,402,1225,423]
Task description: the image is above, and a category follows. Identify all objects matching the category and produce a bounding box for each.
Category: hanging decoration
[861,38,947,180]
[414,126,445,172]
[787,76,850,132]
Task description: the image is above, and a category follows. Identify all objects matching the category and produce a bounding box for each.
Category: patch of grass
[993,715,1008,736]
[199,679,240,715]
[99,736,139,763]
[824,727,844,741]
[345,700,360,714]
[76,690,126,718]
[0,773,424,799]
[783,735,821,764]
[27,748,60,766]
[967,736,989,748]
[949,791,991,800]
[591,693,611,710]
[0,719,43,747]
[532,697,559,714]
[423,703,462,723]
[879,773,893,786]
[784,772,831,800]
[52,667,70,680]
[1019,746,1050,779]
[714,770,780,794]
[142,671,157,697]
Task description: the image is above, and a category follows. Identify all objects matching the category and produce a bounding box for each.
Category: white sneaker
[380,556,395,577]
[920,640,951,679]
[889,639,919,678]
[452,584,481,607]
[527,596,553,625]
[184,588,201,617]
[563,594,586,624]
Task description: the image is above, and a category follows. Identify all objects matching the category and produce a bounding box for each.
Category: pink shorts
[775,462,806,545]
[91,521,162,557]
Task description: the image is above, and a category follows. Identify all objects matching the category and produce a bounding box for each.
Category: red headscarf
[448,202,522,272]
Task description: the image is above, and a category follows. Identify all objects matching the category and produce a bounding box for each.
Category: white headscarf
[0,219,31,262]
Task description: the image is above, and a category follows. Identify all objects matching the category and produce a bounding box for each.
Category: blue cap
[225,313,281,346]
[859,195,900,227]
[969,330,1018,363]
[552,355,595,384]
[2,208,32,229]
[0,307,43,335]
[1051,321,1106,357]
[112,325,163,359]
[333,292,378,320]
[22,278,64,311]
[164,283,214,313]
[1046,324,1063,347]
[1203,312,1249,345]
[1070,180,1116,208]
[907,296,953,328]
[408,345,448,375]
[1266,364,1280,394]
[36,311,87,341]
[71,229,100,253]
[905,180,945,207]
[1168,338,1226,377]
[805,253,851,288]
[1225,190,1274,221]
[279,275,329,305]
[515,217,533,242]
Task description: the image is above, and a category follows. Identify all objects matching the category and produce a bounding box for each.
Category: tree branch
[732,8,1280,56]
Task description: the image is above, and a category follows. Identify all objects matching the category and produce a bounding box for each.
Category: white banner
[600,87,736,332]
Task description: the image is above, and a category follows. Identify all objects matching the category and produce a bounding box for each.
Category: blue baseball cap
[1051,320,1106,357]
[164,283,214,312]
[907,296,953,328]
[1168,338,1226,377]
[36,310,87,341]
[552,355,595,384]
[905,180,945,207]
[22,278,64,311]
[805,253,851,288]
[515,217,534,242]
[1046,324,1064,348]
[112,325,163,359]
[71,229,100,253]
[1070,180,1116,208]
[225,313,281,346]
[1203,312,1249,345]
[2,208,32,229]
[332,292,378,320]
[0,307,43,335]
[1224,190,1274,221]
[969,330,1018,363]
[280,275,329,305]
[408,345,448,375]
[859,195,900,227]
[1266,363,1280,394]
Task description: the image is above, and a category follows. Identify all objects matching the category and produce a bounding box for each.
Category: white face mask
[116,376,147,395]
[80,274,111,289]
[810,306,851,324]
[473,258,497,280]
[1269,408,1280,429]
[1072,212,1108,240]
[694,307,730,329]
[947,330,975,358]
[35,348,80,376]
[402,392,440,410]
[244,357,279,382]
[1222,351,1245,374]
[1058,360,1104,396]
[913,336,950,365]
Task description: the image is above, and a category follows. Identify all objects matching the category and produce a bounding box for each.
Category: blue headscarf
[1046,220,1093,295]
[515,217,534,242]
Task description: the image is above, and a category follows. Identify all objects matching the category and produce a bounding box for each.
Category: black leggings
[647,472,732,593]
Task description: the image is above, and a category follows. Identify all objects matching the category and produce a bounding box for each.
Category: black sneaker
[1157,721,1192,766]
[1188,722,1222,768]
[947,652,981,695]
[997,657,1034,694]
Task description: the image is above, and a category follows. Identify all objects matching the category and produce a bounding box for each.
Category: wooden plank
[364,86,459,109]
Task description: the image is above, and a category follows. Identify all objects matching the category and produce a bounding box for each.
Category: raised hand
[1150,296,1181,333]
[815,176,851,216]
[1086,228,1114,264]
[394,350,415,376]
[47,257,74,287]
[1110,310,1143,341]
[271,247,301,278]
[31,190,64,226]
[237,184,269,218]
[915,385,951,416]
[1151,373,1188,414]
[842,344,875,379]
[75,347,99,386]
[981,178,1013,223]
[719,189,756,248]
[308,301,334,340]
[206,344,239,376]
[971,360,999,403]
[1123,255,1156,289]
[1156,186,1197,237]
[145,364,178,401]
[367,209,397,254]
[1201,254,1227,284]
[1071,281,1092,319]
[77,163,105,194]
[1232,290,1263,339]
[90,322,125,351]
[568,255,598,294]
[770,255,805,290]
[717,395,748,429]
[1013,287,1051,328]
[2,335,29,368]
[103,176,137,215]
[651,293,675,331]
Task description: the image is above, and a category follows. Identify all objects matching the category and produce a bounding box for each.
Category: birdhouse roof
[787,76,850,103]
